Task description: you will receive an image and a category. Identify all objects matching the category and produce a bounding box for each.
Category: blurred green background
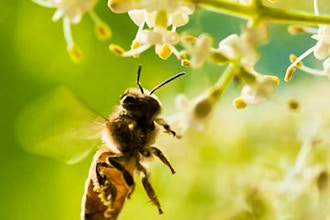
[2,0,330,220]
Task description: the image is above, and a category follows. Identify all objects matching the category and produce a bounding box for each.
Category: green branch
[188,0,330,26]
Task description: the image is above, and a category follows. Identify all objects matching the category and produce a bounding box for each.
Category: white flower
[33,0,110,62]
[110,26,181,59]
[167,83,224,134]
[218,34,255,67]
[128,9,157,28]
[181,34,214,68]
[233,73,279,108]
[217,23,270,70]
[126,4,194,28]
[168,94,210,134]
[169,94,208,134]
[286,24,330,77]
[180,23,269,68]
[180,34,228,67]
[33,0,97,23]
[108,0,194,60]
[311,25,330,60]
[167,4,195,27]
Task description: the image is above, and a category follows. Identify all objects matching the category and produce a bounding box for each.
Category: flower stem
[187,0,330,26]
[210,64,236,100]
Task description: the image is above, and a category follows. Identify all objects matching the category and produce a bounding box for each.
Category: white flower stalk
[285,0,330,81]
[287,55,330,80]
[108,0,194,60]
[33,0,111,62]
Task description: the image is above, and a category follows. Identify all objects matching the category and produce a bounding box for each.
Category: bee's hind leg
[136,163,163,214]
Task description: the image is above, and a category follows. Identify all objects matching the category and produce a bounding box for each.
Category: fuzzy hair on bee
[81,66,184,220]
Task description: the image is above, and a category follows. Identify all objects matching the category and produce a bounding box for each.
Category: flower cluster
[285,0,330,81]
[33,0,111,62]
[167,22,280,133]
[108,0,195,60]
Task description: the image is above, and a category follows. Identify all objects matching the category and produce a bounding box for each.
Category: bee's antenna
[136,65,144,94]
[150,72,185,95]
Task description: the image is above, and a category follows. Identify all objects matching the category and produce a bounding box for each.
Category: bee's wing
[15,87,105,164]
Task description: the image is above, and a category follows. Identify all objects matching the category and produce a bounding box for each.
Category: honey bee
[16,66,184,220]
[81,66,185,220]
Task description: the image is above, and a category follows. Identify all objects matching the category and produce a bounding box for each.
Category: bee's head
[119,65,184,121]
[120,89,161,118]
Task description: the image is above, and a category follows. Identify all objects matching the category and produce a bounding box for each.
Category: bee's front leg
[154,118,180,138]
[139,147,175,174]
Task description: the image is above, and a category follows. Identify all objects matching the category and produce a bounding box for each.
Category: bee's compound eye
[122,95,136,105]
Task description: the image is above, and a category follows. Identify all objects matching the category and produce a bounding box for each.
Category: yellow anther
[233,98,247,109]
[290,54,303,67]
[109,44,125,56]
[68,44,83,63]
[181,58,191,67]
[284,66,296,82]
[288,25,306,34]
[266,75,280,85]
[159,44,172,60]
[95,23,111,41]
[181,35,197,44]
[289,54,297,63]
[130,40,141,58]
[179,53,186,60]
